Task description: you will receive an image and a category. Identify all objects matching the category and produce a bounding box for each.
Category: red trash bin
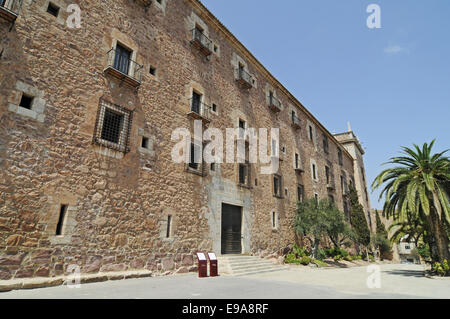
[196,252,208,278]
[207,252,219,277]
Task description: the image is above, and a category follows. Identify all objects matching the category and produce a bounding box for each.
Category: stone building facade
[0,0,370,280]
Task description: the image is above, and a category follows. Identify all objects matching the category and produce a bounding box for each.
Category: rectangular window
[210,163,215,171]
[239,164,247,185]
[56,205,68,236]
[309,126,314,141]
[47,2,60,17]
[323,134,329,154]
[273,175,282,197]
[297,184,304,202]
[166,215,172,238]
[149,66,156,76]
[101,108,124,144]
[312,164,317,180]
[340,175,345,193]
[19,94,34,110]
[338,149,343,166]
[191,91,202,114]
[238,119,246,139]
[272,212,277,229]
[189,142,201,170]
[114,43,132,75]
[295,153,299,169]
[314,193,319,202]
[141,136,149,149]
[325,166,330,184]
[93,99,133,153]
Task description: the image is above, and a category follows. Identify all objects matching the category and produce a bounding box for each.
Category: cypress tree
[348,186,371,249]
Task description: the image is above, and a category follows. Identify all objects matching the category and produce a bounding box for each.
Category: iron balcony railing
[105,48,143,87]
[191,28,212,55]
[237,68,254,89]
[189,98,211,122]
[0,0,22,21]
[268,95,282,112]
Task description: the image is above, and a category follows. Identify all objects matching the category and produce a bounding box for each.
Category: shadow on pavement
[383,269,425,278]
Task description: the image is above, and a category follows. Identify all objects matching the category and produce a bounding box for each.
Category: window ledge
[186,166,204,176]
[237,183,252,189]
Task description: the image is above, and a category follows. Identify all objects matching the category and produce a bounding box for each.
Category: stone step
[231,263,275,271]
[218,255,286,276]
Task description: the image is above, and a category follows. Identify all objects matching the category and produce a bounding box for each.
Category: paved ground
[0,264,448,299]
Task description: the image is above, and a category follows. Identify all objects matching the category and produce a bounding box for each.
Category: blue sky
[202,0,450,209]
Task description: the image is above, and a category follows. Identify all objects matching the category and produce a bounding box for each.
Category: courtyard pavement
[0,264,448,299]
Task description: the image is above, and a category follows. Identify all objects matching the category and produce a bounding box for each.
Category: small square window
[19,94,34,110]
[149,66,157,76]
[47,2,60,17]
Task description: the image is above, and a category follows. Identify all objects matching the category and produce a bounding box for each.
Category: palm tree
[372,141,450,262]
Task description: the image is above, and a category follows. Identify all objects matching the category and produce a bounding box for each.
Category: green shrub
[284,253,298,264]
[333,255,343,261]
[299,256,312,265]
[344,255,353,262]
[316,248,327,260]
[432,260,449,277]
[312,259,328,267]
[324,247,349,258]
[292,244,309,258]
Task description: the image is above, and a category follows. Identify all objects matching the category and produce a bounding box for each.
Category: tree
[327,207,355,249]
[373,211,391,259]
[294,198,349,258]
[372,141,450,262]
[348,186,371,255]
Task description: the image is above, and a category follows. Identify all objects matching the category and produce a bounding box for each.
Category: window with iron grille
[93,99,133,153]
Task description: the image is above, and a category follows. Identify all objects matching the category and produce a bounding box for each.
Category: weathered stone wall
[0,0,362,281]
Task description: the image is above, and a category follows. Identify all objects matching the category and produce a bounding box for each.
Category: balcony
[191,28,213,56]
[0,0,22,23]
[236,68,254,89]
[104,48,143,88]
[294,166,304,174]
[187,99,211,124]
[327,181,335,191]
[291,114,301,129]
[268,95,282,113]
